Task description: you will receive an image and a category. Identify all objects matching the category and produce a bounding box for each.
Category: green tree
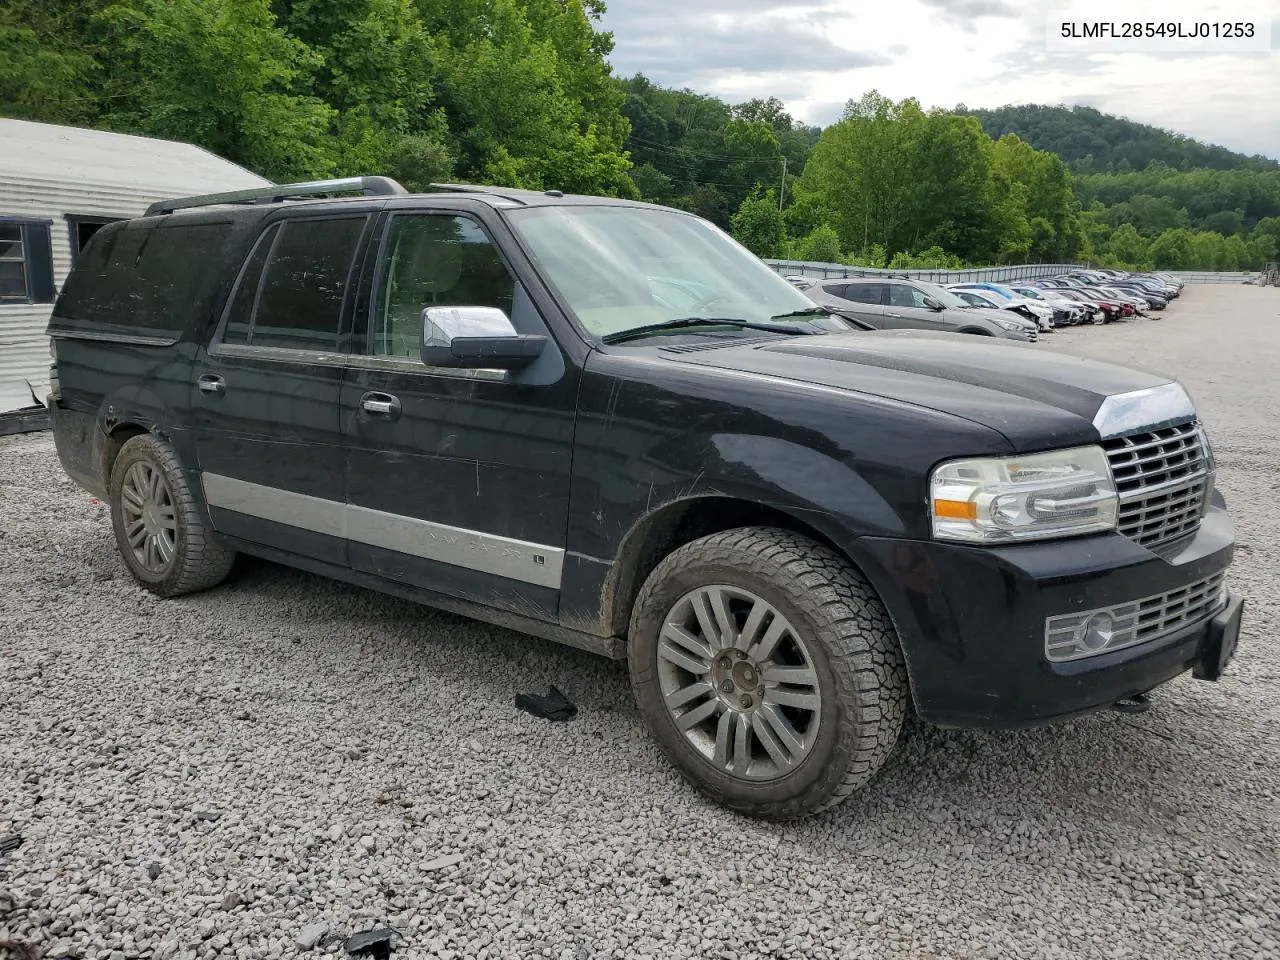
[795,224,842,263]
[1147,228,1195,269]
[730,189,785,258]
[1108,223,1148,266]
[99,0,336,180]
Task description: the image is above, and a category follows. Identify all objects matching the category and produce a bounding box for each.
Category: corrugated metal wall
[0,120,270,414]
[0,177,173,412]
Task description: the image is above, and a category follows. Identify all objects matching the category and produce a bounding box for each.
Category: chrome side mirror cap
[420,306,547,369]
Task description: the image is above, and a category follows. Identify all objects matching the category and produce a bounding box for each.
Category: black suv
[47,177,1243,819]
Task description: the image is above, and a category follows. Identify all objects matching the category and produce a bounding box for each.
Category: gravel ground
[3,285,1279,960]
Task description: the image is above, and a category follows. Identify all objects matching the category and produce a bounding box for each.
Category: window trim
[64,214,124,265]
[362,209,525,379]
[209,214,367,359]
[0,216,55,305]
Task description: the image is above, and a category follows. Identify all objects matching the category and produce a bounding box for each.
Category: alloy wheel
[656,585,822,782]
[120,461,178,574]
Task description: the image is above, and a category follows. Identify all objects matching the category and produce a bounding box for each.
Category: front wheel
[628,527,909,819]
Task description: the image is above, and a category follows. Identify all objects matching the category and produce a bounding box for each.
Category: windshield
[506,205,822,339]
[981,284,1017,300]
[1013,288,1044,300]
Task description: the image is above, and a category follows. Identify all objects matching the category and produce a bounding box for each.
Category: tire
[108,433,235,597]
[628,527,909,819]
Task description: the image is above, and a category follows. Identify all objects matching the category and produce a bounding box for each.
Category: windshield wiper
[768,306,830,320]
[601,317,816,345]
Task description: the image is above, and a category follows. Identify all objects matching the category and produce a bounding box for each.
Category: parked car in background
[948,286,1053,332]
[1008,288,1090,325]
[1046,287,1122,323]
[797,277,1038,340]
[949,283,1055,331]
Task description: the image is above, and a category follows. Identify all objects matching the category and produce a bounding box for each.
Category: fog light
[1079,612,1115,651]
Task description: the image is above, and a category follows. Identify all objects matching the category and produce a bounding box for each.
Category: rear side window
[56,221,233,330]
[220,216,366,352]
[844,283,885,305]
[821,283,847,298]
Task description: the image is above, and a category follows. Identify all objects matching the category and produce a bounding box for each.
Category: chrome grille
[1045,573,1227,662]
[1103,420,1207,548]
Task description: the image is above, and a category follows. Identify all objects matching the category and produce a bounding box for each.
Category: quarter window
[372,215,515,357]
[221,217,366,352]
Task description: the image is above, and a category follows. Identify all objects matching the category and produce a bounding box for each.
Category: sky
[599,0,1280,160]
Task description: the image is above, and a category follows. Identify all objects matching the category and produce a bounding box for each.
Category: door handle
[197,374,226,396]
[360,392,402,419]
[885,312,904,319]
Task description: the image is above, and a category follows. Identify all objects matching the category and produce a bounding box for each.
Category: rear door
[828,282,886,327]
[191,212,373,566]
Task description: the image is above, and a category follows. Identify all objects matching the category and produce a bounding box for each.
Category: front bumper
[853,501,1237,729]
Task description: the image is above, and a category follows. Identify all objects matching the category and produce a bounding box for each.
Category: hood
[667,330,1173,451]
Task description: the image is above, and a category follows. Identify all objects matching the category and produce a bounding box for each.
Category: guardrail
[764,260,1263,286]
[763,261,1088,284]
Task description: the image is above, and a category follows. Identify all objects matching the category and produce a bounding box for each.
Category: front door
[191,213,372,566]
[340,210,577,620]
[885,283,947,331]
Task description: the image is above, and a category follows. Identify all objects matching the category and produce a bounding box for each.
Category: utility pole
[778,156,788,211]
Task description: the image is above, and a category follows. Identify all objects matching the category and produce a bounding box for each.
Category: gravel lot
[3,285,1279,960]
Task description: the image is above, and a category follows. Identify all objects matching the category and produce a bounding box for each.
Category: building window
[65,215,121,264]
[0,219,55,305]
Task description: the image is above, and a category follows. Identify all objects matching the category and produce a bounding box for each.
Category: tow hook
[1111,692,1152,715]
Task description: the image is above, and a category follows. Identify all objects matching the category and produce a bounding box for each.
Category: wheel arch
[602,494,859,638]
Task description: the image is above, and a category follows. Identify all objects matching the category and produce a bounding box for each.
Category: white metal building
[0,119,270,413]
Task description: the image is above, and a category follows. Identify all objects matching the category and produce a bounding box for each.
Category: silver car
[798,277,1037,341]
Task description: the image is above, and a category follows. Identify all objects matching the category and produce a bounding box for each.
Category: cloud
[604,1,890,89]
[915,0,1019,31]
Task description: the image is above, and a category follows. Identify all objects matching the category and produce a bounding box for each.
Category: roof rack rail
[425,182,530,204]
[144,176,408,216]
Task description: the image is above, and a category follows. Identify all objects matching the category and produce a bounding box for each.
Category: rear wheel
[628,527,909,819]
[109,434,235,596]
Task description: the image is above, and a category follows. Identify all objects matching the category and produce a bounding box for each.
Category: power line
[625,134,786,166]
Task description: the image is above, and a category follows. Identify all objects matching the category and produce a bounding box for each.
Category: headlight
[930,446,1118,543]
[993,318,1027,332]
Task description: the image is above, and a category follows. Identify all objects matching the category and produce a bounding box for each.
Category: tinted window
[55,221,232,328]
[220,225,280,347]
[372,215,515,357]
[821,283,847,298]
[248,217,366,351]
[844,283,884,305]
[889,284,929,308]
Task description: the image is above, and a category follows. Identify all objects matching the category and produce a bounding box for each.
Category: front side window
[507,205,820,339]
[1,220,54,304]
[371,215,515,357]
[890,284,929,309]
[220,217,366,351]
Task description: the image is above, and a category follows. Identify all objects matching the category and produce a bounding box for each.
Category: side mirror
[923,296,945,311]
[421,306,547,370]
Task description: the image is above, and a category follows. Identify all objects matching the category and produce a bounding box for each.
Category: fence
[764,259,1264,285]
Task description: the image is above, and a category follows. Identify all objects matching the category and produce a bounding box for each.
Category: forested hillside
[1,0,1276,270]
[969,104,1278,174]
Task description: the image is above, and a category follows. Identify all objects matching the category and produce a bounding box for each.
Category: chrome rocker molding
[200,472,565,590]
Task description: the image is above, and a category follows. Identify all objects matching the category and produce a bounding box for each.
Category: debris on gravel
[2,287,1279,959]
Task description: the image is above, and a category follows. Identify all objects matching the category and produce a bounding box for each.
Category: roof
[0,118,271,194]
